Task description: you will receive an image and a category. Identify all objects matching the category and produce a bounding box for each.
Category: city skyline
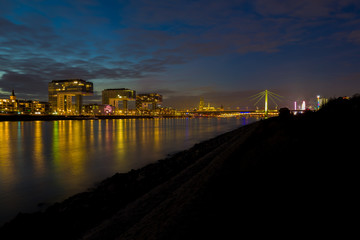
[0,82,325,112]
[1,0,360,109]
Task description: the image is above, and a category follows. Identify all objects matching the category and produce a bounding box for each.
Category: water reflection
[0,117,256,225]
[33,121,45,176]
[0,122,15,189]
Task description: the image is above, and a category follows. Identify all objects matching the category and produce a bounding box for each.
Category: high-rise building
[319,97,328,108]
[48,79,93,114]
[301,101,306,110]
[102,88,136,111]
[136,93,162,111]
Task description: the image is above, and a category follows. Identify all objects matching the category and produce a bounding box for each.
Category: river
[0,117,256,225]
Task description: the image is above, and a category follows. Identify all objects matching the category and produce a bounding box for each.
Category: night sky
[1,0,360,109]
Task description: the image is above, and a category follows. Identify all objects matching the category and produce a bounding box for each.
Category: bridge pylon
[249,90,282,116]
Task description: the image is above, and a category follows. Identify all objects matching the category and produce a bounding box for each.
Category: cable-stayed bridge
[182,90,282,117]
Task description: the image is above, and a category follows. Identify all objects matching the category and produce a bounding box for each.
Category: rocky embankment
[1,96,359,239]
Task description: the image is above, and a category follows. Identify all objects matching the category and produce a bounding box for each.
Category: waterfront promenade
[1,96,359,239]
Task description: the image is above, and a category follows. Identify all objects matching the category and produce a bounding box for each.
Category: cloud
[253,0,360,19]
[348,30,360,44]
[1,0,359,106]
[119,0,358,56]
[0,52,191,100]
[0,71,48,99]
[0,17,59,56]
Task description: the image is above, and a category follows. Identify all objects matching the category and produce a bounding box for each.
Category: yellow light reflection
[33,121,45,176]
[141,119,148,142]
[98,119,102,142]
[52,121,60,168]
[129,119,136,142]
[89,120,95,152]
[115,119,126,163]
[105,119,111,146]
[153,118,160,152]
[0,122,16,190]
[67,121,85,176]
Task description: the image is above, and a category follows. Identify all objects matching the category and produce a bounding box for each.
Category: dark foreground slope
[1,96,359,239]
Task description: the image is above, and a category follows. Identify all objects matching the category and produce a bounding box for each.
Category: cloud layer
[1,0,360,108]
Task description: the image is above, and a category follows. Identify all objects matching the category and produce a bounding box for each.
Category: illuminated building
[18,100,50,114]
[319,97,328,108]
[48,79,93,114]
[9,90,16,101]
[197,97,216,111]
[136,93,163,112]
[294,100,306,111]
[83,104,114,115]
[1,90,50,114]
[301,101,306,110]
[203,103,216,111]
[0,90,18,113]
[199,97,204,110]
[316,95,328,110]
[102,88,136,111]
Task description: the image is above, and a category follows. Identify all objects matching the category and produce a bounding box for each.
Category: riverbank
[1,96,359,239]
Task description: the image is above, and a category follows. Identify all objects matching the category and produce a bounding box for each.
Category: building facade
[83,104,115,115]
[0,90,18,113]
[0,90,50,114]
[136,93,163,112]
[18,100,50,114]
[102,88,136,111]
[48,79,93,114]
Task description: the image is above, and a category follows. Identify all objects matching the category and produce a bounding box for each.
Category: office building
[136,93,162,112]
[48,79,93,114]
[83,104,115,115]
[102,88,136,111]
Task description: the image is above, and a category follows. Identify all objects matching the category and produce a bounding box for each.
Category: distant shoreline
[0,114,183,121]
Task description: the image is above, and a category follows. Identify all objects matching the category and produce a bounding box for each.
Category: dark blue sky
[1,0,360,109]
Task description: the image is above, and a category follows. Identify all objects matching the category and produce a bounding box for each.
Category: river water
[0,117,256,225]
